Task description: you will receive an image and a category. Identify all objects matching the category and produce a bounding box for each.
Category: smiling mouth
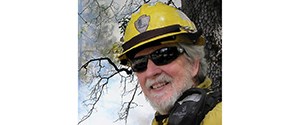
[150,82,170,89]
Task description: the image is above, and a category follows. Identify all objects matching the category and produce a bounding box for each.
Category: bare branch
[78,0,91,15]
[78,75,111,125]
[78,13,88,24]
[143,0,150,4]
[115,83,139,124]
[166,0,173,5]
[79,57,132,75]
[78,57,134,125]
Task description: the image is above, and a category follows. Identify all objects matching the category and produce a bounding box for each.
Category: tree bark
[181,0,222,89]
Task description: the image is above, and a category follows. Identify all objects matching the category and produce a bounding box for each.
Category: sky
[1,0,300,125]
[78,75,155,125]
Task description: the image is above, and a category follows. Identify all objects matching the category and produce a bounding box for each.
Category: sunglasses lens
[152,47,181,65]
[131,47,184,72]
[131,56,148,72]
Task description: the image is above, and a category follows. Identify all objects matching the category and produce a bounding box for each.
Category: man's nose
[145,59,162,77]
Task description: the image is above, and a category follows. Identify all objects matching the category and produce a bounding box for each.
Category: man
[118,2,222,125]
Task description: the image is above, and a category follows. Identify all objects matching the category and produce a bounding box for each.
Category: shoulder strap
[168,88,222,125]
[196,89,222,124]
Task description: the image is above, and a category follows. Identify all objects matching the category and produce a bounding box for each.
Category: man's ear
[191,59,200,77]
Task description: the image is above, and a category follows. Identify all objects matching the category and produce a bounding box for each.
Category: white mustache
[145,73,173,89]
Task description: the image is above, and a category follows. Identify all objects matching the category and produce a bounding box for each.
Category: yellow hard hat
[119,2,204,65]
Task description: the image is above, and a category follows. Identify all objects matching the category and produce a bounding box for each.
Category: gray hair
[177,42,208,84]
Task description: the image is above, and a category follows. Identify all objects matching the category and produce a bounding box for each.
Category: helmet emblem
[134,15,150,33]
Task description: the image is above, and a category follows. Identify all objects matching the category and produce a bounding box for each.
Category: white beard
[145,71,195,115]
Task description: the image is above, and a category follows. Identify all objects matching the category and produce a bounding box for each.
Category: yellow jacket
[152,77,222,125]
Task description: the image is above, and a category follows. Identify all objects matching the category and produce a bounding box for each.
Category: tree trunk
[181,0,222,89]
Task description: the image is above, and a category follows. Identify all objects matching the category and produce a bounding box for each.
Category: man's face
[133,44,199,114]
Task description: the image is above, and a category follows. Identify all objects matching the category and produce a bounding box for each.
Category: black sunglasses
[130,46,185,72]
